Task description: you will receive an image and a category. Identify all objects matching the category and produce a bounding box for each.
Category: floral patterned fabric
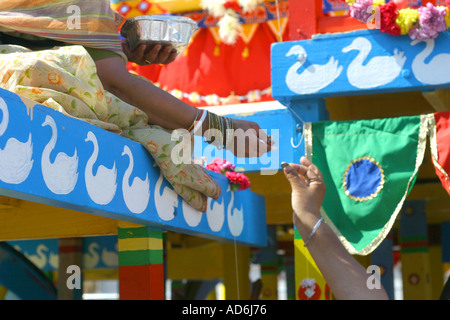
[0,44,221,211]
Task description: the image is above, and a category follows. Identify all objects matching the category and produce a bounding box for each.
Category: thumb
[281,162,306,192]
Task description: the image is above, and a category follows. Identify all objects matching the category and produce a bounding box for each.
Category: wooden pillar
[442,222,450,264]
[371,232,395,300]
[288,0,322,40]
[259,226,278,300]
[58,237,83,300]
[279,240,295,300]
[223,242,250,300]
[399,201,432,300]
[118,222,165,300]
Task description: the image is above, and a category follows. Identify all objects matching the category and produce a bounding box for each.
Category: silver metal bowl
[120,15,198,55]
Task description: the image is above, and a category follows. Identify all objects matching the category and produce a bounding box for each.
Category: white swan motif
[285,45,343,94]
[101,247,118,267]
[155,171,177,221]
[342,37,406,89]
[25,244,49,269]
[49,251,59,269]
[0,97,33,184]
[121,145,150,214]
[411,39,450,85]
[41,115,78,194]
[206,197,225,232]
[83,242,100,269]
[227,186,244,237]
[182,200,203,227]
[85,131,117,205]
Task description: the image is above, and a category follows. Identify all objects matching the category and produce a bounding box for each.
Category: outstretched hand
[121,40,178,65]
[282,157,326,219]
[228,118,274,158]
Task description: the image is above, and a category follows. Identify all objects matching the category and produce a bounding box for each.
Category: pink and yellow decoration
[345,0,450,39]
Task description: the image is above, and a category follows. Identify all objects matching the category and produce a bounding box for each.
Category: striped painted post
[399,200,432,300]
[118,222,164,300]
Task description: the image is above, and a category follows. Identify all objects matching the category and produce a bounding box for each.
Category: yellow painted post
[0,285,8,300]
[399,201,432,300]
[294,228,330,300]
[223,242,250,300]
[429,245,444,300]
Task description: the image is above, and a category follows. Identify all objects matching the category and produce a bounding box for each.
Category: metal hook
[290,123,304,149]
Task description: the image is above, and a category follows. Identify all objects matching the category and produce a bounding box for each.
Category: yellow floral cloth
[0,44,221,211]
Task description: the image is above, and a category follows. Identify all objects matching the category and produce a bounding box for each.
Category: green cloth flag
[305,115,428,255]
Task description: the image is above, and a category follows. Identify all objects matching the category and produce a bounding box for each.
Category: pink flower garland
[205,158,251,191]
[408,2,447,40]
[345,0,450,40]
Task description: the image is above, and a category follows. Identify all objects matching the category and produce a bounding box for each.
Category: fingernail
[281,162,289,169]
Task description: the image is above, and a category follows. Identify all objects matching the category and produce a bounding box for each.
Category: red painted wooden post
[288,0,323,40]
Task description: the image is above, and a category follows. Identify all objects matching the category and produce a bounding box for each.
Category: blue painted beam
[0,88,266,247]
[272,29,450,103]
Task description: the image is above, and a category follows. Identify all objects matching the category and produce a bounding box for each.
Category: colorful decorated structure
[272,0,450,300]
[1,0,450,301]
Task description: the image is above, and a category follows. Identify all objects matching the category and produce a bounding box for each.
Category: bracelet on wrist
[304,217,324,247]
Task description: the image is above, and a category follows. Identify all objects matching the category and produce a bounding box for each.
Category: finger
[300,156,311,166]
[300,162,323,186]
[164,49,178,64]
[156,45,172,64]
[281,162,307,191]
[132,43,147,64]
[121,39,131,53]
[285,163,310,185]
[145,44,161,64]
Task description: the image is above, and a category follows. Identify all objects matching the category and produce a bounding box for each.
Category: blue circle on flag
[343,157,384,202]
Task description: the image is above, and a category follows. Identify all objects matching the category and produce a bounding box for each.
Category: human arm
[95,55,272,157]
[282,157,389,300]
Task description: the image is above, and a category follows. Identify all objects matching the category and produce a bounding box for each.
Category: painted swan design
[342,37,406,89]
[206,196,225,232]
[285,45,343,94]
[227,186,244,237]
[411,39,450,85]
[182,200,203,227]
[83,242,100,269]
[85,131,117,205]
[155,170,177,221]
[0,97,33,184]
[121,145,150,214]
[41,115,78,194]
